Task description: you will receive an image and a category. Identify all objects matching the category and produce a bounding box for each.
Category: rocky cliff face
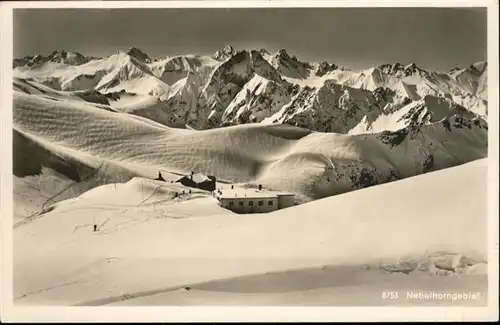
[126,47,152,63]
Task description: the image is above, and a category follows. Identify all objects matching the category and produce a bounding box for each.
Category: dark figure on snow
[156,171,165,182]
[93,224,97,232]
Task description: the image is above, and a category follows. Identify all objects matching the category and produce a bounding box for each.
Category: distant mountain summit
[271,48,314,79]
[213,45,236,61]
[315,61,339,77]
[13,50,89,68]
[126,47,152,63]
[377,62,428,77]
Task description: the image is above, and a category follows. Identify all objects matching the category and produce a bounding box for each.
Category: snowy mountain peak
[30,54,43,64]
[377,62,427,77]
[276,48,290,58]
[462,61,488,76]
[13,50,89,68]
[48,50,89,65]
[315,61,338,77]
[271,49,313,79]
[449,61,487,75]
[471,61,487,73]
[275,48,300,63]
[259,48,271,56]
[126,47,152,63]
[213,45,236,61]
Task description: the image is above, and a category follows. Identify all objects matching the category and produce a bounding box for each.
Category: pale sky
[13,7,487,71]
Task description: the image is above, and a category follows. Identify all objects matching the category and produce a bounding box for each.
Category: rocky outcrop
[378,62,429,77]
[315,61,338,77]
[213,45,236,61]
[126,47,152,63]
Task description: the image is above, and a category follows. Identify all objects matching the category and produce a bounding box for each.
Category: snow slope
[13,159,488,305]
[13,90,488,220]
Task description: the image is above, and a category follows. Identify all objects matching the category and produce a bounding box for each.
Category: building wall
[219,197,279,214]
[203,176,217,192]
[277,194,295,209]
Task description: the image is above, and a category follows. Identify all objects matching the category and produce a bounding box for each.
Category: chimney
[190,171,194,180]
[208,176,217,192]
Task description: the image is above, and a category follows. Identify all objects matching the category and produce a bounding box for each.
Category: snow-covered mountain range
[13,46,488,132]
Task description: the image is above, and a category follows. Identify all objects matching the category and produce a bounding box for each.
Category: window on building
[249,201,254,206]
[239,201,244,206]
[268,200,274,206]
[258,200,264,206]
[229,201,234,206]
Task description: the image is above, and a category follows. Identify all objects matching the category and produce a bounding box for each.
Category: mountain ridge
[13,45,488,133]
